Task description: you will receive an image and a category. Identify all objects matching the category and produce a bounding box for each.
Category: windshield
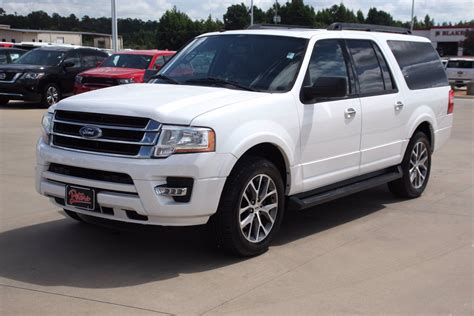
[156,35,308,92]
[14,50,64,66]
[101,54,153,69]
[447,60,474,69]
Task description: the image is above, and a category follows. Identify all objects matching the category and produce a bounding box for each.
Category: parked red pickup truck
[73,50,175,94]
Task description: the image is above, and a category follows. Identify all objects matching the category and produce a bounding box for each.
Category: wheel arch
[230,142,292,194]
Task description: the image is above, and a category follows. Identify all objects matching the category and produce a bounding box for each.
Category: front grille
[49,163,134,184]
[51,110,161,158]
[0,71,21,82]
[82,76,118,87]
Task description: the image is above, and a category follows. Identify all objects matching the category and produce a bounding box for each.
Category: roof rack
[327,23,411,35]
[247,24,315,30]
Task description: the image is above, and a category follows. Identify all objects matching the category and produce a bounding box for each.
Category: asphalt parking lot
[0,98,472,315]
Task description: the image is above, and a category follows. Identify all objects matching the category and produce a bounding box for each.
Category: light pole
[410,0,415,31]
[250,0,254,25]
[111,0,118,51]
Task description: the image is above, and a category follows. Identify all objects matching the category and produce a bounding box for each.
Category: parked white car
[37,23,453,256]
[446,57,474,87]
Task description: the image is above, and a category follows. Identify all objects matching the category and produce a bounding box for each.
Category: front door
[299,39,362,191]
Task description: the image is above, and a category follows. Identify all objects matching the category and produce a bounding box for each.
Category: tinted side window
[388,41,448,90]
[305,39,351,93]
[372,44,396,90]
[64,51,81,68]
[0,52,7,64]
[346,40,384,94]
[81,52,97,68]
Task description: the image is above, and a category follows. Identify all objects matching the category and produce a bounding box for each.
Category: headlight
[41,112,53,141]
[117,78,135,84]
[153,126,215,158]
[21,72,45,80]
[75,75,83,84]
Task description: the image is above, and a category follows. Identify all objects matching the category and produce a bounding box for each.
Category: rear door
[61,50,82,94]
[299,39,362,190]
[345,39,406,174]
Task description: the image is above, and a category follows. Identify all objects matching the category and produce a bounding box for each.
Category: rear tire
[211,157,285,256]
[64,209,85,222]
[388,132,431,198]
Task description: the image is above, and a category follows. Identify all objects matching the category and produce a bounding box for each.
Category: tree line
[0,1,472,50]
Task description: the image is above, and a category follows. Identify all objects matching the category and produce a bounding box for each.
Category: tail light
[447,89,454,114]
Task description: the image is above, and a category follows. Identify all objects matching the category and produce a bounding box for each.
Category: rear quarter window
[388,40,448,90]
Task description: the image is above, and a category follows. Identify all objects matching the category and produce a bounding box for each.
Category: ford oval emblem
[79,126,102,139]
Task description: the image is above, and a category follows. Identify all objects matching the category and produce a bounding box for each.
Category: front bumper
[36,138,237,226]
[0,82,42,102]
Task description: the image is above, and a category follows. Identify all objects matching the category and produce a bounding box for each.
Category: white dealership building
[413,26,473,57]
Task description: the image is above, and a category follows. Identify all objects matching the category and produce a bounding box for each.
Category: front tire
[388,132,431,198]
[211,157,285,256]
[42,83,61,108]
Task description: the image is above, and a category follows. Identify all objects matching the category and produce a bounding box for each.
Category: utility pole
[250,0,254,25]
[111,0,118,51]
[410,0,415,31]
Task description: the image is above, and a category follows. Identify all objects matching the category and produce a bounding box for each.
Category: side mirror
[63,60,75,68]
[302,77,347,103]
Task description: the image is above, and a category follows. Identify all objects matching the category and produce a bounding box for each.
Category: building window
[1,39,5,42]
[11,39,15,43]
[32,39,35,42]
[56,37,64,44]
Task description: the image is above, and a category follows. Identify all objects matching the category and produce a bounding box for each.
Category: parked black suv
[0,46,108,107]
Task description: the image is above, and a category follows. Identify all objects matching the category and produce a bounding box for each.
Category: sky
[1,0,473,24]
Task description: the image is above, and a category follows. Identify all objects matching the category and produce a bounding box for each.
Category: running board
[287,166,403,211]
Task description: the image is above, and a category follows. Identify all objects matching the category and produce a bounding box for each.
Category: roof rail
[327,23,411,35]
[247,24,315,30]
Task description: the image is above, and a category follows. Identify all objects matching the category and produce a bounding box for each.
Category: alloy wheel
[46,86,59,106]
[239,174,278,243]
[409,141,429,189]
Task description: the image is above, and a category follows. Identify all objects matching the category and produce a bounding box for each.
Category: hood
[0,63,53,72]
[80,67,145,78]
[53,83,266,125]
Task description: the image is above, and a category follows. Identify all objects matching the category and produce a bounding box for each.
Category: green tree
[366,8,395,25]
[279,0,316,26]
[423,14,434,28]
[315,4,357,26]
[463,29,474,55]
[223,3,249,30]
[156,7,196,50]
[356,10,365,23]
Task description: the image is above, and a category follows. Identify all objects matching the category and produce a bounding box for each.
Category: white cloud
[0,0,472,23]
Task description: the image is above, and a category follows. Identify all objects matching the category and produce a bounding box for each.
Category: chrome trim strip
[52,118,161,132]
[51,131,158,145]
[0,73,22,84]
[0,92,23,97]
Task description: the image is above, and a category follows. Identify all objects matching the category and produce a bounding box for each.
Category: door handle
[395,101,404,111]
[344,108,357,119]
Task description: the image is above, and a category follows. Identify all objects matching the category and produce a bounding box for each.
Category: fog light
[155,186,188,197]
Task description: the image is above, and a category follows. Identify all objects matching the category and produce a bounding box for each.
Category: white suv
[37,23,453,256]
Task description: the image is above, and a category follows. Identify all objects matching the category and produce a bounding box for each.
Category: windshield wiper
[185,77,257,92]
[152,74,180,84]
